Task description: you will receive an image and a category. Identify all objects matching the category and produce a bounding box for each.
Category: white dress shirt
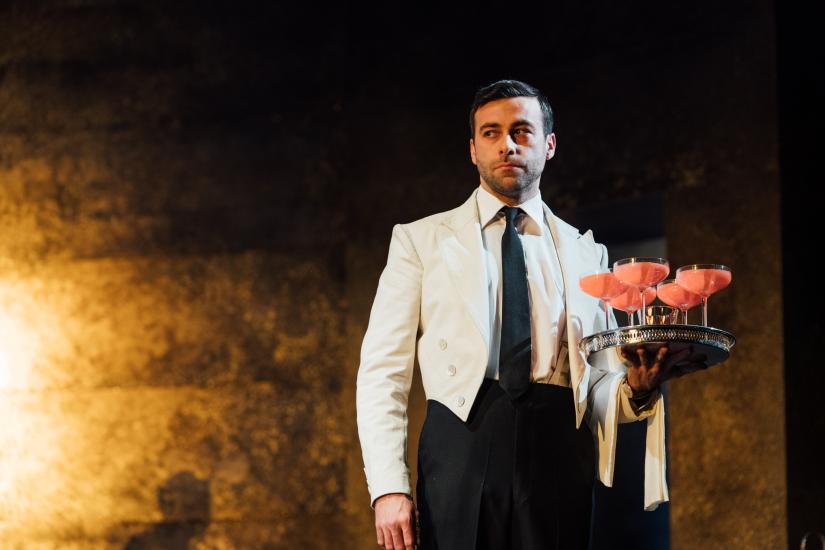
[476,184,570,386]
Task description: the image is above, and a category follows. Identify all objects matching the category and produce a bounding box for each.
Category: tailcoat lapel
[438,189,491,355]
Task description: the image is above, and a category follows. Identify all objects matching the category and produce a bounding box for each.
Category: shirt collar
[476,184,545,235]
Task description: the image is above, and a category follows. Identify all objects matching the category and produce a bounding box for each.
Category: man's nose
[499,134,517,155]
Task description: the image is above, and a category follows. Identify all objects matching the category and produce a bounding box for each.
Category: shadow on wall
[124,471,211,549]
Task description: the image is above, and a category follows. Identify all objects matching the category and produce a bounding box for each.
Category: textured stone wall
[0,2,352,547]
[659,8,786,550]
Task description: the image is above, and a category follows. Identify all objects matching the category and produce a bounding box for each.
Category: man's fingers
[377,520,415,550]
[623,343,712,389]
[634,345,664,369]
[646,346,668,379]
[402,519,415,549]
[374,494,416,549]
[389,524,404,550]
[636,346,648,368]
[654,346,668,364]
[377,524,401,550]
[620,348,639,367]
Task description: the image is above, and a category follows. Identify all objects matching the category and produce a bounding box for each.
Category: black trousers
[416,378,596,550]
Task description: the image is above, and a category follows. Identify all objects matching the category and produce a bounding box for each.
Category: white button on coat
[447,365,456,376]
[456,396,465,407]
[438,339,447,350]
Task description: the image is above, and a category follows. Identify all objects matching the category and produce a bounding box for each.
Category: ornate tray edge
[578,325,736,356]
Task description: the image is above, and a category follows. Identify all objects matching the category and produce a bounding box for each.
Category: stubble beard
[478,159,544,202]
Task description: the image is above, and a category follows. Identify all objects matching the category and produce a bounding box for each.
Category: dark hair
[469,79,554,138]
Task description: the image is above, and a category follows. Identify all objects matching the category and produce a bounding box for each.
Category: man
[356,80,705,550]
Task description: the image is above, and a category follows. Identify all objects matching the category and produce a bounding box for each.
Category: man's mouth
[497,163,523,170]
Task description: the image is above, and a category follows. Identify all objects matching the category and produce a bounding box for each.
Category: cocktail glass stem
[640,287,648,325]
[681,308,688,324]
[702,296,708,326]
[603,301,610,328]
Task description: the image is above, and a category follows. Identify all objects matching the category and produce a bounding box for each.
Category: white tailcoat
[356,188,669,511]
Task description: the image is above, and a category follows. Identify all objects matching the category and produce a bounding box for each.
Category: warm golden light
[0,282,70,539]
[0,258,341,545]
[0,309,39,391]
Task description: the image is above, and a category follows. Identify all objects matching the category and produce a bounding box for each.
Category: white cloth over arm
[584,243,669,512]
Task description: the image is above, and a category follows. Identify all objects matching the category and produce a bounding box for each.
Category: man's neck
[479,180,540,206]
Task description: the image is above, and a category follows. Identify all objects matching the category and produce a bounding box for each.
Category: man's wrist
[626,380,655,403]
[373,492,412,506]
[630,387,658,411]
[631,387,653,400]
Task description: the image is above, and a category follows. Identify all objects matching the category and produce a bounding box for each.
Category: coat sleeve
[355,223,423,509]
[583,242,670,511]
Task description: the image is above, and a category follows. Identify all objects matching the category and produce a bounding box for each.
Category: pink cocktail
[657,278,702,324]
[613,257,670,325]
[610,286,656,326]
[579,270,627,328]
[643,286,657,305]
[675,264,732,326]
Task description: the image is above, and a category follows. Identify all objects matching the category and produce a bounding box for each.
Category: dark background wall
[776,1,825,547]
[0,1,816,548]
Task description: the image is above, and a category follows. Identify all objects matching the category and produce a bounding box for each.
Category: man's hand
[620,342,709,394]
[374,493,418,549]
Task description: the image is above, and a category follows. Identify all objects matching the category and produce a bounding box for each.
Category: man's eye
[483,130,496,137]
[514,128,531,135]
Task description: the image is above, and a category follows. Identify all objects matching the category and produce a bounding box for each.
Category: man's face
[469,96,556,200]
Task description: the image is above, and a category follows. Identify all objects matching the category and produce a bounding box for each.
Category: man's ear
[546,132,557,161]
[469,138,478,165]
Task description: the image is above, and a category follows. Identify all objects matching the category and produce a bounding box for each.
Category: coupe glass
[579,269,626,328]
[656,278,703,324]
[609,286,656,326]
[613,257,670,325]
[675,264,732,327]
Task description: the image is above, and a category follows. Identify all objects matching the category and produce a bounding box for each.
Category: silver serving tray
[578,324,736,368]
